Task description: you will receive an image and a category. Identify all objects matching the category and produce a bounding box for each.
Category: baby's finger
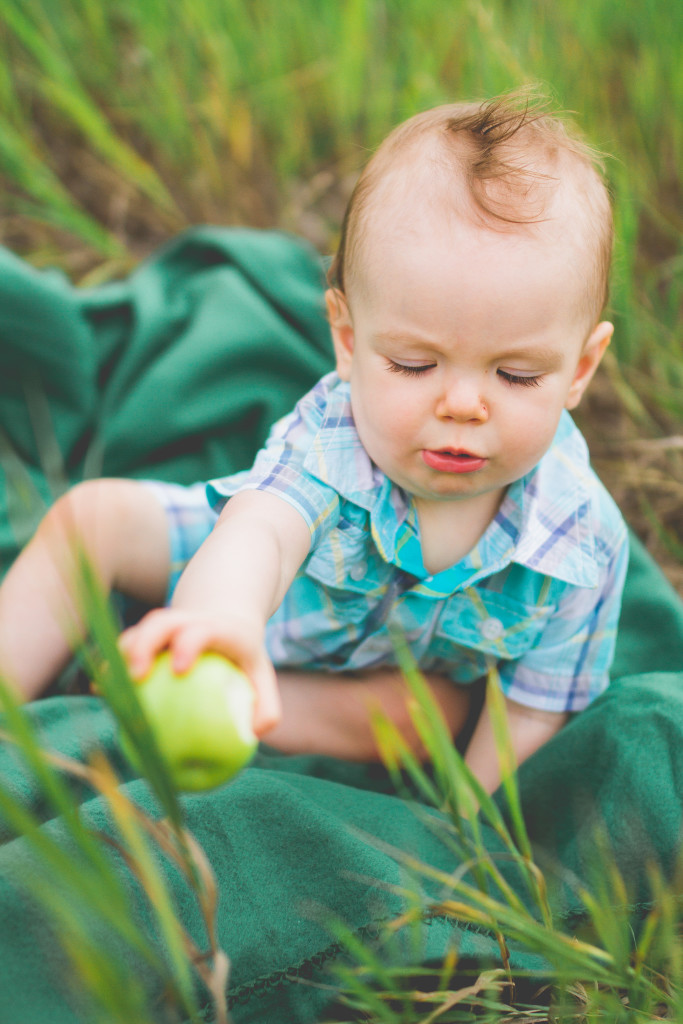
[168,625,280,733]
[248,654,282,735]
[165,622,221,675]
[119,609,186,678]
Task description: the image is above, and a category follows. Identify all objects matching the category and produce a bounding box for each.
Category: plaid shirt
[145,372,628,713]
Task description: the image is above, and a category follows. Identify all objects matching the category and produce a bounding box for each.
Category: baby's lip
[437,448,482,458]
[422,449,487,473]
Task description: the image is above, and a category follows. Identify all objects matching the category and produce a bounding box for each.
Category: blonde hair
[329,93,613,325]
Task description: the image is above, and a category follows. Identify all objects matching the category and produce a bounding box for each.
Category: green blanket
[1,228,682,1024]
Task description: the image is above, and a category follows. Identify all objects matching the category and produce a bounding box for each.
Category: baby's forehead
[368,135,590,232]
[358,145,591,269]
[348,148,599,332]
[337,102,612,323]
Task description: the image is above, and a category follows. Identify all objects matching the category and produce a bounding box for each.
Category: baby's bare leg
[268,668,471,762]
[0,479,171,700]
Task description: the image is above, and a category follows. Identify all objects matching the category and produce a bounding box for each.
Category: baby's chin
[408,477,509,509]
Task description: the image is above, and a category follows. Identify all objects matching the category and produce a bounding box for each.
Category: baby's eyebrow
[496,346,564,370]
[372,329,439,350]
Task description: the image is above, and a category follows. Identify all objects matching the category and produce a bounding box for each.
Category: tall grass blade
[71,547,185,832]
[0,685,174,972]
[1,1,180,216]
[0,114,124,254]
[89,753,199,1016]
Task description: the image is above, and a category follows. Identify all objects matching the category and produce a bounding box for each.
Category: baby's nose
[436,377,488,422]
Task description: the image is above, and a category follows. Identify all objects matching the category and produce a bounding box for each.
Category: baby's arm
[120,489,312,735]
[464,694,567,794]
[268,668,471,762]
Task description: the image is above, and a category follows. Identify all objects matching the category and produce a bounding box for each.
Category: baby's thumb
[248,655,281,736]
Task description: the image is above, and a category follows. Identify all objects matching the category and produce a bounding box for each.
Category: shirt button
[349,561,368,582]
[479,617,505,641]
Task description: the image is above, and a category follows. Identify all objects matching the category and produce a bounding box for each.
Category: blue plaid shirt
[145,371,628,713]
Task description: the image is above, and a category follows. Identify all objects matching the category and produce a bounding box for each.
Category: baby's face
[327,205,612,519]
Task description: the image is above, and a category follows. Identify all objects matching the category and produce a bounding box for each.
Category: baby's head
[330,93,613,332]
[325,94,615,512]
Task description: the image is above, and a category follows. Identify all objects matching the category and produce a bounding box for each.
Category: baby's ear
[565,321,613,410]
[325,289,355,381]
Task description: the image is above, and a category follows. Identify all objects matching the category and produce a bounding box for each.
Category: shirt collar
[302,373,383,505]
[302,374,599,590]
[503,410,599,588]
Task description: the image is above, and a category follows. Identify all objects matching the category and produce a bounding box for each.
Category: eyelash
[386,361,435,377]
[497,370,543,388]
[387,361,543,388]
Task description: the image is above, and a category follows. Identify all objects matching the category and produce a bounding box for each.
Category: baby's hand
[118,608,280,735]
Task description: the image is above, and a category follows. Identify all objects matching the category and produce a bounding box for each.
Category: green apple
[121,651,258,791]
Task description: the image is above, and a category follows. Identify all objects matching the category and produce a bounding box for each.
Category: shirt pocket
[433,588,554,664]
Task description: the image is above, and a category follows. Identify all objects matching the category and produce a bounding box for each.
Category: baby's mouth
[422,449,487,473]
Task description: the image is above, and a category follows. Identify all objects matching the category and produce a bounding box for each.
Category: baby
[0,94,628,793]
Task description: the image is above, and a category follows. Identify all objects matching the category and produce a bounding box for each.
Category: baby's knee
[34,479,157,590]
[38,478,127,544]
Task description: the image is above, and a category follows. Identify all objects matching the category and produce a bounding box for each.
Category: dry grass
[578,372,683,596]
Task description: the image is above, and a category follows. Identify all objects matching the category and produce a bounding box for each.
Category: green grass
[2,560,683,1022]
[325,646,683,1023]
[0,553,231,1022]
[0,0,681,386]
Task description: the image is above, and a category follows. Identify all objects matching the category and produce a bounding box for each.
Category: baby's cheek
[503,410,558,467]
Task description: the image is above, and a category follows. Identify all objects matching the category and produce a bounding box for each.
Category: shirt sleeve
[207,381,341,547]
[499,529,630,713]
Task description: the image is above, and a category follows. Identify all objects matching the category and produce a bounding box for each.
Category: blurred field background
[1,0,681,589]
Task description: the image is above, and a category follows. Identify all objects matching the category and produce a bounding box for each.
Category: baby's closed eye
[497,369,543,387]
